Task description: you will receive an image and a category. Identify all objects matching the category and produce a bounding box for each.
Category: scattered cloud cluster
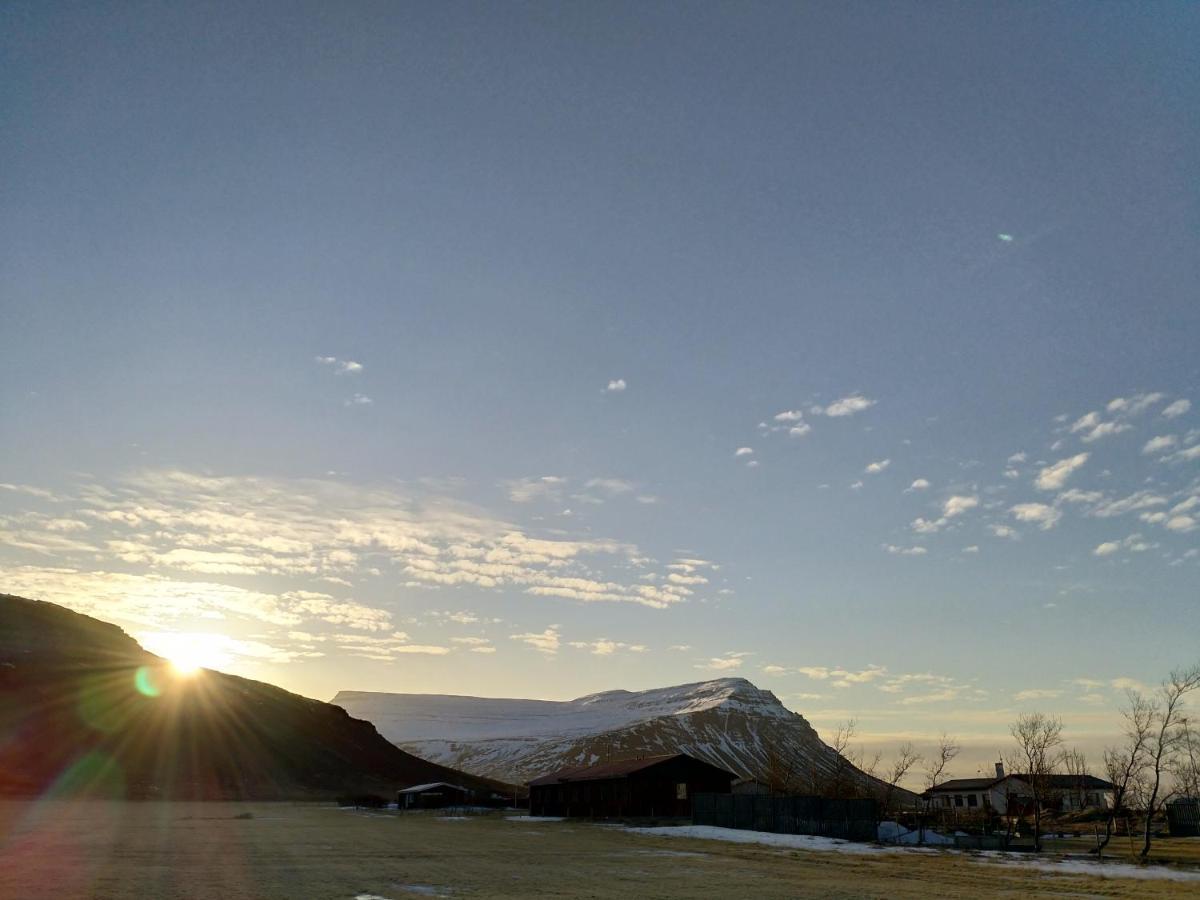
[315,356,364,375]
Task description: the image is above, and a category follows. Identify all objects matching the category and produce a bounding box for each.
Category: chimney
[995,762,1005,779]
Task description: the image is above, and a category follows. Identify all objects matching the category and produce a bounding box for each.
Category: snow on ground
[981,855,1200,883]
[630,824,1200,882]
[877,821,954,845]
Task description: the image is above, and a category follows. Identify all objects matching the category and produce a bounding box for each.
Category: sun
[138,631,231,676]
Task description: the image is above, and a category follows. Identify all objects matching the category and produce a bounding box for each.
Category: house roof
[527,753,736,787]
[928,778,999,792]
[398,782,470,794]
[929,773,1116,794]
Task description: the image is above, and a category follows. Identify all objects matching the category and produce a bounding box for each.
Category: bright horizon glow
[138,632,230,677]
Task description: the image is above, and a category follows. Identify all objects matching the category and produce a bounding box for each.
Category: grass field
[2,801,1199,899]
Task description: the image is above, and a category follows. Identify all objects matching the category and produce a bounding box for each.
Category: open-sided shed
[528,753,735,818]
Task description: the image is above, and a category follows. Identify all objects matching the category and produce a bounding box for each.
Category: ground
[1,801,1198,899]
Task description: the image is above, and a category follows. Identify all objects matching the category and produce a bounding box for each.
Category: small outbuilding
[528,753,736,818]
[397,781,472,810]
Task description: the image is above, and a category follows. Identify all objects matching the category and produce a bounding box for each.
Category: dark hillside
[0,594,508,800]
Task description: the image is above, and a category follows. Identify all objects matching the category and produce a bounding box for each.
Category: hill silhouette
[0,594,508,800]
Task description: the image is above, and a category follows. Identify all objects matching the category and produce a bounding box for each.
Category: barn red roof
[528,753,698,787]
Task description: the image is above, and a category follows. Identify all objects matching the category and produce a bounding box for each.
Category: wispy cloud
[1010,502,1062,530]
[604,378,627,393]
[1035,452,1089,491]
[510,626,561,654]
[316,356,364,375]
[1162,398,1191,419]
[864,459,891,474]
[697,651,752,671]
[813,394,876,417]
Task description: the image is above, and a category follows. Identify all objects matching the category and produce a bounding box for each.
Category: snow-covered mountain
[332,677,870,788]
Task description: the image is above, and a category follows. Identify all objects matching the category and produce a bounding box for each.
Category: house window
[954,795,963,807]
[676,783,688,800]
[967,794,978,808]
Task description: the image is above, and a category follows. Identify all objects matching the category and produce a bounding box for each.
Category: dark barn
[397,781,472,810]
[528,753,736,818]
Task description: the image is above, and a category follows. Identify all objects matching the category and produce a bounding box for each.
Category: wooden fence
[692,793,878,842]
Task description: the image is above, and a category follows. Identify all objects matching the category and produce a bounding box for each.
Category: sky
[2,1,1199,777]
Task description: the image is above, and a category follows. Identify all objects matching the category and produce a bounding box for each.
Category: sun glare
[138,632,231,676]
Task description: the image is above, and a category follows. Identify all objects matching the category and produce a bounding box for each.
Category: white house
[927,764,1113,815]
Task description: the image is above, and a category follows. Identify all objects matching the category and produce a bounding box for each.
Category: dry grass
[1,801,1198,899]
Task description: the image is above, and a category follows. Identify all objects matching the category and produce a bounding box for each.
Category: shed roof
[398,781,470,794]
[528,753,735,787]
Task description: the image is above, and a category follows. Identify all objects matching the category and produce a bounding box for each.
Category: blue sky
[2,1,1198,771]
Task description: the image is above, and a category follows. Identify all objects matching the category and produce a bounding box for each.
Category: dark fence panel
[1167,798,1199,837]
[693,793,877,842]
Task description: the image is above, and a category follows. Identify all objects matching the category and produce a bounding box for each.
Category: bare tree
[880,742,922,816]
[1008,712,1064,851]
[919,732,958,842]
[1174,716,1200,801]
[1096,690,1154,857]
[1139,665,1200,858]
[826,719,857,799]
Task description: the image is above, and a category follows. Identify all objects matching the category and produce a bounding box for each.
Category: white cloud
[1014,688,1063,702]
[1069,411,1100,434]
[942,495,979,518]
[962,545,979,554]
[814,394,876,417]
[1079,421,1131,443]
[1167,445,1200,463]
[1007,452,1027,464]
[344,393,373,406]
[1035,453,1089,491]
[734,447,754,457]
[989,524,1019,539]
[884,544,927,556]
[906,479,930,492]
[698,652,752,671]
[788,423,812,437]
[1010,503,1062,530]
[773,410,804,422]
[1162,398,1191,419]
[1057,488,1104,505]
[1093,541,1120,557]
[604,379,627,393]
[1090,491,1168,518]
[316,356,363,375]
[1166,515,1197,533]
[584,478,636,495]
[864,459,890,474]
[1106,392,1164,415]
[2,468,702,616]
[1142,435,1178,455]
[505,476,566,503]
[510,626,561,654]
[567,638,646,656]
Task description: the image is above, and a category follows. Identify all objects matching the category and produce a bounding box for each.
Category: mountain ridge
[333,677,879,791]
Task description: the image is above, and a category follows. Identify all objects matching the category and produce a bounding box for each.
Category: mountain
[0,594,507,800]
[333,678,894,794]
